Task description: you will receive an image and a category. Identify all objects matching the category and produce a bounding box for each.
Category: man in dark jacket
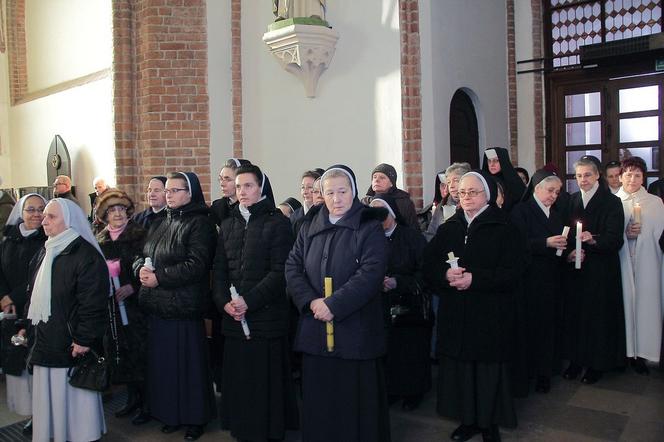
[52,175,82,208]
[362,163,419,229]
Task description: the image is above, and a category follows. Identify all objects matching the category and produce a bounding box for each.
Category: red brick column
[231,0,243,158]
[506,0,519,164]
[531,0,545,167]
[6,0,27,105]
[399,0,423,209]
[112,0,211,204]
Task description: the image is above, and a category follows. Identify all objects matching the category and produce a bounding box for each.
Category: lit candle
[324,277,334,352]
[557,226,570,257]
[633,202,641,224]
[575,222,582,270]
[446,251,459,269]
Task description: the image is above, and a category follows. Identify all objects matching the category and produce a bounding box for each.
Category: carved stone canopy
[263,21,340,98]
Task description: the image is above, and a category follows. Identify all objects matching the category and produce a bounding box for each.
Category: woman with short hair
[616,156,664,374]
[286,165,390,442]
[424,171,523,442]
[26,198,109,442]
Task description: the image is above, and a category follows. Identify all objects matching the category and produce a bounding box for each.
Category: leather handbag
[68,348,109,392]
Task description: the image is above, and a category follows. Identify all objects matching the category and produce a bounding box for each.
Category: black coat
[363,187,419,230]
[481,147,526,212]
[424,205,524,362]
[137,201,217,320]
[213,198,294,339]
[285,201,388,360]
[132,207,166,232]
[210,197,238,228]
[511,199,566,376]
[97,221,147,383]
[562,186,626,370]
[0,225,47,315]
[26,237,109,368]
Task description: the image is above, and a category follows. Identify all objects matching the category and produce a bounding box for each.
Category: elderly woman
[137,172,217,440]
[25,198,108,442]
[362,163,419,229]
[213,164,298,442]
[424,162,471,241]
[95,189,147,418]
[424,171,523,442]
[0,194,47,433]
[481,147,526,212]
[286,165,390,442]
[561,155,625,385]
[370,193,430,411]
[510,170,566,393]
[616,157,664,375]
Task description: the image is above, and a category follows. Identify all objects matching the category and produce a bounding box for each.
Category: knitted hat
[371,163,397,186]
[95,188,134,224]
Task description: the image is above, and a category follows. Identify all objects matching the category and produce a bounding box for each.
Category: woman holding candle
[212,164,299,442]
[424,171,524,442]
[136,172,217,440]
[510,170,566,393]
[615,157,664,374]
[0,194,47,434]
[369,193,431,411]
[286,164,390,442]
[561,156,626,385]
[94,189,148,419]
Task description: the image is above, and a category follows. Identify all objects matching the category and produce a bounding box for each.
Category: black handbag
[68,348,109,392]
[390,281,433,327]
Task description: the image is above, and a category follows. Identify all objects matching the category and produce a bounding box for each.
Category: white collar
[581,181,599,208]
[533,195,550,218]
[464,204,489,226]
[152,206,166,214]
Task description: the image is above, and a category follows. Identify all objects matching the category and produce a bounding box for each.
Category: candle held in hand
[575,222,582,270]
[633,202,641,224]
[230,284,251,340]
[324,277,334,352]
[446,252,460,269]
[557,226,570,257]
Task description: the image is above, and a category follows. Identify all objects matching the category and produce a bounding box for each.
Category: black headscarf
[371,192,406,225]
[281,197,302,212]
[151,176,167,186]
[481,147,526,211]
[521,169,557,202]
[236,164,275,205]
[432,170,446,205]
[321,164,359,200]
[461,170,498,206]
[578,154,608,189]
[175,171,206,204]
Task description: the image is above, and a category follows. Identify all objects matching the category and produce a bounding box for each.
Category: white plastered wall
[420,0,510,203]
[208,0,403,203]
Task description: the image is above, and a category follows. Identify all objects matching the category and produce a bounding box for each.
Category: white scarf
[27,228,80,325]
[19,223,38,237]
[581,181,599,208]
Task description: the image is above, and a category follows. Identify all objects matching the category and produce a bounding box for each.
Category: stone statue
[273,0,326,21]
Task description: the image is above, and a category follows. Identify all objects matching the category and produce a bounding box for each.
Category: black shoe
[581,368,602,384]
[22,419,32,436]
[184,425,204,441]
[631,358,650,375]
[131,410,151,425]
[534,376,551,393]
[451,424,481,441]
[563,362,582,380]
[161,424,181,434]
[402,395,422,411]
[481,426,501,442]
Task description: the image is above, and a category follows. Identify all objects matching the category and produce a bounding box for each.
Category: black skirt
[146,316,216,426]
[385,324,432,397]
[437,355,517,429]
[301,354,391,442]
[221,336,299,441]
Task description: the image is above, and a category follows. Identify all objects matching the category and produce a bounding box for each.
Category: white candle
[557,226,570,257]
[446,252,459,269]
[633,202,641,224]
[230,284,251,340]
[575,222,582,269]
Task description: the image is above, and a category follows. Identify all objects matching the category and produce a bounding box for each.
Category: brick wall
[506,0,519,164]
[399,0,423,209]
[231,0,242,157]
[113,0,211,205]
[6,0,27,105]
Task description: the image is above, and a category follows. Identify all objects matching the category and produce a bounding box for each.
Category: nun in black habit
[481,147,526,212]
[136,171,217,440]
[561,155,625,384]
[423,170,524,442]
[213,165,298,442]
[510,170,567,393]
[369,193,431,411]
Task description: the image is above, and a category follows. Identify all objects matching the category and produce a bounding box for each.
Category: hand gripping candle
[633,202,642,224]
[324,277,335,352]
[557,226,570,257]
[446,252,460,269]
[230,284,251,340]
[106,259,129,326]
[575,222,582,270]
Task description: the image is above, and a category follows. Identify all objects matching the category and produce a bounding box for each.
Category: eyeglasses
[107,205,127,214]
[23,207,45,214]
[457,189,486,198]
[164,188,189,195]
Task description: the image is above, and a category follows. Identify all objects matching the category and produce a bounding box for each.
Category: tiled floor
[1,364,663,441]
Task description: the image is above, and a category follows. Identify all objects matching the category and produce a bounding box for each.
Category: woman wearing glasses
[136,172,217,441]
[0,194,47,434]
[424,171,523,442]
[94,190,148,421]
